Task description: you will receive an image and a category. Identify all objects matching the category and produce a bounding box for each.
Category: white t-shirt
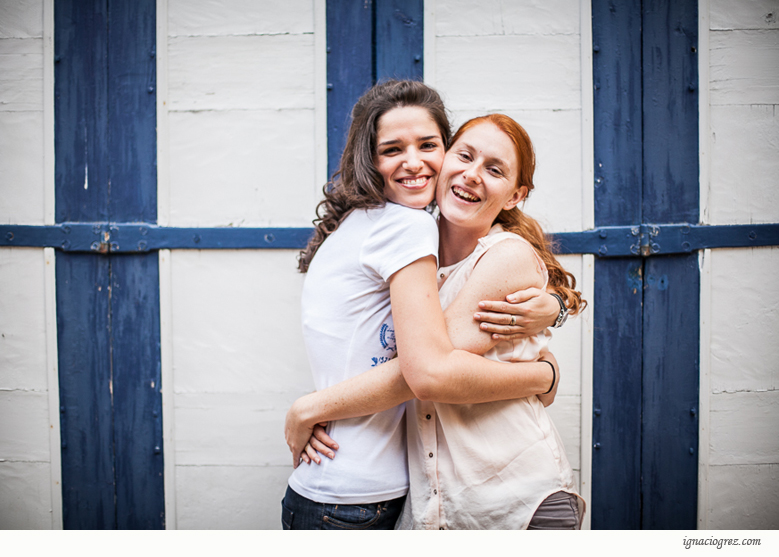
[288,202,439,504]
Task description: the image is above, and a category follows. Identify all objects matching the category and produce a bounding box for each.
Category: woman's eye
[457,152,472,162]
[489,167,503,176]
[380,147,399,155]
[421,142,438,150]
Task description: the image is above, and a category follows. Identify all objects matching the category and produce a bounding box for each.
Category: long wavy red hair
[451,115,585,314]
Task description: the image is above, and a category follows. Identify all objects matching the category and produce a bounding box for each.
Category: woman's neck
[437,218,491,267]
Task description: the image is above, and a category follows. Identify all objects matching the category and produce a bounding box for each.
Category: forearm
[289,358,414,428]
[405,348,553,403]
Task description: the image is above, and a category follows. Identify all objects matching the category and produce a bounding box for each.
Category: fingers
[312,426,339,452]
[476,300,523,315]
[304,443,320,465]
[506,287,543,304]
[310,436,336,459]
[478,322,528,336]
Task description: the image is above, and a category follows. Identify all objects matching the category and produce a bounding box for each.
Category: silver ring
[510,315,516,326]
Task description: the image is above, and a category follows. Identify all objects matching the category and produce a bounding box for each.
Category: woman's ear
[503,186,529,211]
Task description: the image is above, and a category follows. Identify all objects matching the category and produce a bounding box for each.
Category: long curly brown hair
[451,114,586,314]
[298,80,451,273]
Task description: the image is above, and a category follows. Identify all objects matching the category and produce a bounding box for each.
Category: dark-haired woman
[281,80,565,530]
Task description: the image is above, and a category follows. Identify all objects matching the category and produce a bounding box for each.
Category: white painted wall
[158,0,323,529]
[699,0,779,529]
[427,0,593,520]
[0,0,60,530]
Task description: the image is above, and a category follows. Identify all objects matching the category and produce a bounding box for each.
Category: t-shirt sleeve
[361,204,439,281]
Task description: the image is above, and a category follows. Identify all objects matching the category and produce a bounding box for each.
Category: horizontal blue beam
[2,223,778,255]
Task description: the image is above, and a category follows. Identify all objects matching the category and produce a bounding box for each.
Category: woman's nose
[463,165,481,184]
[403,149,423,172]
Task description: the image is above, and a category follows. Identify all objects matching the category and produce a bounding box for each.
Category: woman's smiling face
[374,106,445,209]
[437,122,526,231]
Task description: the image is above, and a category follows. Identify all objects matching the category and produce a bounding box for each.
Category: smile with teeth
[452,185,480,202]
[398,177,428,187]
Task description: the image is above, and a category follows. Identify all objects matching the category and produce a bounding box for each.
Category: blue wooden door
[590,0,700,529]
[53,0,164,529]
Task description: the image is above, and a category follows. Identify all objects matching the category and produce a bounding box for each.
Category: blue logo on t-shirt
[380,323,396,352]
[371,324,396,367]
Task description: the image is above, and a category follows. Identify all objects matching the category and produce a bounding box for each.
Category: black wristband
[540,359,556,395]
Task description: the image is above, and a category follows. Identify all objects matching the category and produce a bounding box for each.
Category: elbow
[401,364,449,402]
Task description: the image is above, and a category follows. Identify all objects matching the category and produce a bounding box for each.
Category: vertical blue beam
[111,253,164,529]
[640,0,699,529]
[591,259,643,529]
[107,0,163,529]
[55,0,163,529]
[55,0,114,529]
[641,255,699,528]
[107,0,158,223]
[326,0,374,178]
[375,0,424,82]
[55,254,115,529]
[591,0,644,529]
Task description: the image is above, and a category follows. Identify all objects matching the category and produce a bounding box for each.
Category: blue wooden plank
[642,0,698,224]
[641,254,699,529]
[591,0,644,529]
[54,0,164,529]
[592,0,643,227]
[56,253,115,529]
[326,0,374,178]
[591,258,643,530]
[111,253,164,529]
[107,0,157,223]
[375,0,423,81]
[4,223,779,253]
[55,0,110,223]
[639,0,699,529]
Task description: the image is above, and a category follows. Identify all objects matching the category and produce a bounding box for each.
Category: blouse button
[426,414,431,420]
[429,452,434,458]
[439,273,445,279]
[433,489,437,495]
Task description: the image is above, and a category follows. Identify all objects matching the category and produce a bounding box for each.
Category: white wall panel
[0,37,42,111]
[709,247,778,393]
[169,250,309,394]
[710,391,779,466]
[0,248,48,389]
[0,391,50,461]
[706,463,779,530]
[167,34,314,111]
[175,465,290,529]
[168,0,313,36]
[0,462,53,529]
[710,0,779,31]
[168,249,311,527]
[436,35,581,111]
[0,0,42,38]
[708,106,779,225]
[436,0,579,37]
[710,29,779,106]
[0,111,45,224]
[168,109,316,226]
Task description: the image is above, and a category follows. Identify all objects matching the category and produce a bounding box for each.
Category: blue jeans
[281,485,406,530]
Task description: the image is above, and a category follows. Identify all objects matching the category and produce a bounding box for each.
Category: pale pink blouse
[399,225,585,529]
